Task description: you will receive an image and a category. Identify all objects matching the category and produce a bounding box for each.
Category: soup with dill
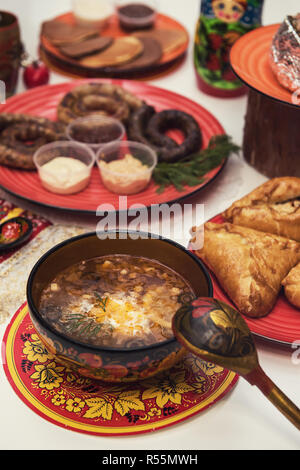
[39,255,194,349]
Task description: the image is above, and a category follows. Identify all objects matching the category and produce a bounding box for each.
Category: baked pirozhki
[127,105,202,163]
[57,82,144,125]
[282,263,300,308]
[191,222,300,318]
[222,177,300,242]
[0,113,65,170]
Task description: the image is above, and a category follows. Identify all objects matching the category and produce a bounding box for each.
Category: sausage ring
[127,106,202,163]
[0,113,65,170]
[127,104,179,151]
[147,110,202,163]
[57,83,144,125]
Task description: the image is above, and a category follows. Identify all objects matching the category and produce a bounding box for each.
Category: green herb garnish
[64,313,103,338]
[94,293,109,312]
[152,134,240,194]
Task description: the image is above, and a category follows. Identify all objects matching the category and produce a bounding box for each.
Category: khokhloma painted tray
[2,303,238,436]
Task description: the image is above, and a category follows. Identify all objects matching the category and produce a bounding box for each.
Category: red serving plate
[0,79,226,214]
[193,213,300,346]
[230,24,299,107]
[40,12,189,79]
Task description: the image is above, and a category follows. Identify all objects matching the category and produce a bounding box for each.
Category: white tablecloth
[0,0,299,450]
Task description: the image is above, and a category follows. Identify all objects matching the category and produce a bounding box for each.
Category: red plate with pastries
[230,24,299,107]
[0,79,226,213]
[193,213,300,346]
[40,12,189,80]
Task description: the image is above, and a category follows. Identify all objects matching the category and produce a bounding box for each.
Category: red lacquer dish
[2,304,238,436]
[0,79,226,214]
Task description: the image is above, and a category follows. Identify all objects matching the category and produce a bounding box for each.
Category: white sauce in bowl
[39,157,91,195]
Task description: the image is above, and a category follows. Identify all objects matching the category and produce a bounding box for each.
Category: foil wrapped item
[270,14,300,92]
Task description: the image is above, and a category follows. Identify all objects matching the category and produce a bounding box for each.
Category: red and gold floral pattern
[2,304,238,436]
[0,198,51,263]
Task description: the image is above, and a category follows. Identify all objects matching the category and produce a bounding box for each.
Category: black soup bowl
[26,231,212,383]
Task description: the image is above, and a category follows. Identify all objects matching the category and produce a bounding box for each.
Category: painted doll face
[212,0,246,23]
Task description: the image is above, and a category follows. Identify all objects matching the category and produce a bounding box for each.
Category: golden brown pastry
[133,29,188,55]
[282,263,300,308]
[59,37,113,59]
[114,37,162,70]
[79,37,143,68]
[42,20,98,46]
[191,222,300,318]
[222,177,300,241]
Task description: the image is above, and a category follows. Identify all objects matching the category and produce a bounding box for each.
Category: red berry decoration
[23,60,50,89]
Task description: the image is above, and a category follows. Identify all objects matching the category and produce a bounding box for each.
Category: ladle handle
[246,366,300,431]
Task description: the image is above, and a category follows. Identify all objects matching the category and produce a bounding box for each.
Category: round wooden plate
[40,12,189,79]
[2,304,238,436]
[0,79,226,214]
[230,24,299,107]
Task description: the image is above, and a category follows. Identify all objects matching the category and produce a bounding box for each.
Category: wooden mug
[0,11,23,98]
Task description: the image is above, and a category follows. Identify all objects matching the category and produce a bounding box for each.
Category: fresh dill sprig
[94,293,109,312]
[152,134,240,194]
[64,313,103,338]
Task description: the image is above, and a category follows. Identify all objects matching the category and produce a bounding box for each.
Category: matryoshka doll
[194,0,264,97]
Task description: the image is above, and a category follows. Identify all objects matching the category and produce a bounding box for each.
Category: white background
[0,0,299,450]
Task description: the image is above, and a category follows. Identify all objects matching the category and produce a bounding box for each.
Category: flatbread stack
[191,177,300,317]
[42,20,99,45]
[133,28,188,55]
[41,18,187,72]
[114,37,162,70]
[79,37,144,68]
[59,37,114,59]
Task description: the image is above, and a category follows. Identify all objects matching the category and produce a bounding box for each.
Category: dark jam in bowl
[39,254,195,350]
[117,3,156,30]
[119,4,154,17]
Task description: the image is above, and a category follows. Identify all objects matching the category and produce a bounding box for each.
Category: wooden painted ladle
[172,297,300,431]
